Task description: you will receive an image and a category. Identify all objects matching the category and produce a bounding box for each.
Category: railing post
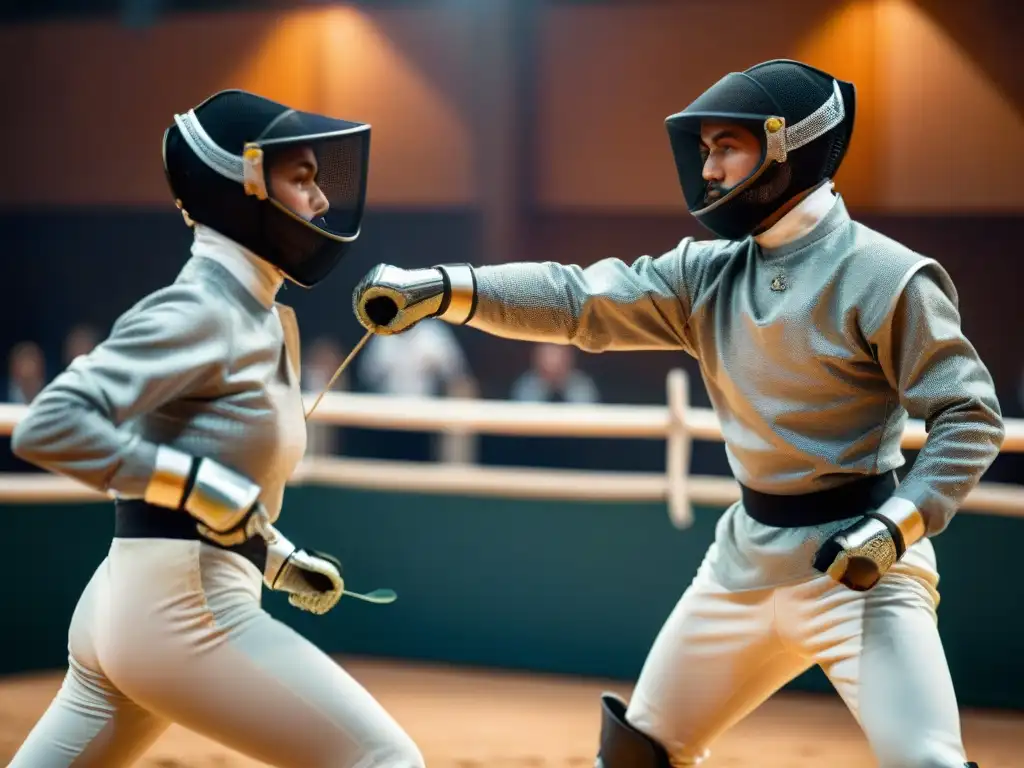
[666,368,693,528]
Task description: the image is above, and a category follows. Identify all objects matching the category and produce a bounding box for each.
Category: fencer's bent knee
[596,693,672,768]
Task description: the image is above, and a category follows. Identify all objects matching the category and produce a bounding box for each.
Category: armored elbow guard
[144,445,262,536]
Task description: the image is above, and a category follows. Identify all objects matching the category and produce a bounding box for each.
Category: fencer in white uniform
[350,61,1002,767]
[10,90,424,768]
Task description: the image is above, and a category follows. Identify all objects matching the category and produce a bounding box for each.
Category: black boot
[595,693,672,768]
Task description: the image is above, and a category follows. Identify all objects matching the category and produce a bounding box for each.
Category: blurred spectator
[63,324,100,368]
[357,321,477,462]
[303,336,349,396]
[7,342,46,405]
[359,321,474,398]
[480,344,600,471]
[3,342,47,473]
[301,336,348,456]
[510,344,599,404]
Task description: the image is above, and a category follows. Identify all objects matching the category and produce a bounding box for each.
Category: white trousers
[9,538,424,768]
[626,537,968,767]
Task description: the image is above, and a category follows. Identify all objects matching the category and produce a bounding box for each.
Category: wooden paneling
[535,0,1024,212]
[0,8,475,207]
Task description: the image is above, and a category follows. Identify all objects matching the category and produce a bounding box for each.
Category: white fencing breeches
[626,540,968,767]
[8,538,424,768]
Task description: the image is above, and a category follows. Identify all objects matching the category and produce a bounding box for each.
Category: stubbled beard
[703,182,730,206]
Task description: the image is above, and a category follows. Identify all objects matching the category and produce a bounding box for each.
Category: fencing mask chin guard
[162,89,371,287]
[665,59,856,241]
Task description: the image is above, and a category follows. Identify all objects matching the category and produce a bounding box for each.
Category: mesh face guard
[665,62,852,240]
[173,107,370,242]
[170,95,371,287]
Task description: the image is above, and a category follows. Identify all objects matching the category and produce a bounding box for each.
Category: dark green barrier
[2,488,1019,710]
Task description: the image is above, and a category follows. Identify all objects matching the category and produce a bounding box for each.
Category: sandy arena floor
[0,658,1019,767]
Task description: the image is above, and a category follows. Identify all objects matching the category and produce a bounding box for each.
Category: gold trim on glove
[875,496,926,549]
[144,445,193,509]
[438,264,476,325]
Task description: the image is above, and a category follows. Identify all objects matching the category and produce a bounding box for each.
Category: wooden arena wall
[0,2,1021,210]
[1,489,1020,711]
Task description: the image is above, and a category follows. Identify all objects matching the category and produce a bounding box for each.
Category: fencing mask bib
[163,89,371,287]
[665,59,856,241]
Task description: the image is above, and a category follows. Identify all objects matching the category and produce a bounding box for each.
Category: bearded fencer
[352,60,1002,767]
[11,90,424,768]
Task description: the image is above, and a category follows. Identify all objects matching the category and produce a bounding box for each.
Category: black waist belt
[114,499,267,572]
[740,471,897,528]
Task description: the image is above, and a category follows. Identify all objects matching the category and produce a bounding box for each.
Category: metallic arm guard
[144,445,262,534]
[872,496,927,552]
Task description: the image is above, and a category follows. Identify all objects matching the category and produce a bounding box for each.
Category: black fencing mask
[665,60,855,240]
[163,89,371,287]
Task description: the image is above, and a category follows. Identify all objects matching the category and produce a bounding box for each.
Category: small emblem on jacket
[770,272,787,292]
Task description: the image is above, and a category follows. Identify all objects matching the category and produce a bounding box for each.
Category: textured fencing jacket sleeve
[466,238,716,354]
[12,283,230,497]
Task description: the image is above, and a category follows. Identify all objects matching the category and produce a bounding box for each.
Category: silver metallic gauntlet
[261,526,346,615]
[144,445,262,534]
[813,496,926,592]
[354,263,477,334]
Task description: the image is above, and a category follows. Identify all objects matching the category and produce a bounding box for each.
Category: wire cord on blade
[304,329,373,420]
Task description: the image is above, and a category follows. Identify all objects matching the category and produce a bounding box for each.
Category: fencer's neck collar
[191,225,284,310]
[754,182,838,251]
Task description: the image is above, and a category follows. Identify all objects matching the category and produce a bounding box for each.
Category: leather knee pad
[595,693,672,768]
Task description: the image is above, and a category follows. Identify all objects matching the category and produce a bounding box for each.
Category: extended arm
[353,239,706,354]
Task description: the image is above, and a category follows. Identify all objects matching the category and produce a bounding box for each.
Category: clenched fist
[812,498,926,591]
[353,263,477,335]
[264,527,345,615]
